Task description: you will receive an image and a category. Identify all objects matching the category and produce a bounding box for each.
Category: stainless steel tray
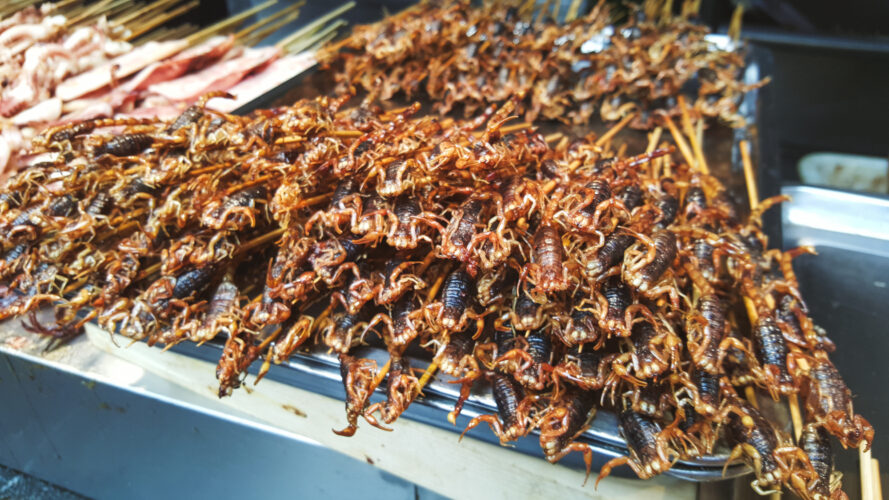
[168,339,750,482]
[172,50,754,483]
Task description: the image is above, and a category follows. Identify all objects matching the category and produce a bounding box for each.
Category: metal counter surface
[0,325,434,499]
[0,314,693,500]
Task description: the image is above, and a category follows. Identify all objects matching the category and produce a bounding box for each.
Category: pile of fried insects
[0,1,871,499]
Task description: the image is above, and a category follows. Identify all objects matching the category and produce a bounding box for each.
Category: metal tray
[167,337,750,482]
[166,48,756,482]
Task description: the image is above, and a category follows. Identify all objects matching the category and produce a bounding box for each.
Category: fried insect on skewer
[323,1,766,129]
[0,87,867,500]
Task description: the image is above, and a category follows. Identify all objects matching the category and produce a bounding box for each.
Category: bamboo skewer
[144,24,196,43]
[185,0,278,46]
[863,445,875,500]
[65,0,114,27]
[645,127,663,155]
[237,228,285,256]
[284,19,347,55]
[739,140,758,209]
[595,112,636,147]
[415,359,439,396]
[544,132,563,144]
[115,0,181,28]
[536,0,553,23]
[565,0,583,22]
[242,9,305,47]
[371,359,392,389]
[678,95,709,175]
[77,0,133,27]
[109,3,145,25]
[275,1,355,50]
[551,0,561,22]
[235,0,306,40]
[136,26,173,43]
[305,30,339,54]
[728,4,744,41]
[663,114,696,171]
[98,0,136,24]
[51,0,86,14]
[125,0,199,42]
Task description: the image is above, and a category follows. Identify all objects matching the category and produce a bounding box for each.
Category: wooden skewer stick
[74,0,132,28]
[595,113,636,147]
[189,163,231,175]
[116,0,181,28]
[519,0,537,19]
[305,30,338,53]
[137,224,285,281]
[873,459,882,500]
[136,26,172,44]
[109,3,146,25]
[739,140,758,209]
[235,0,305,40]
[370,359,391,389]
[663,114,696,170]
[186,0,278,46]
[223,174,274,195]
[863,444,875,500]
[125,0,199,42]
[417,249,437,276]
[565,0,583,22]
[331,129,363,138]
[467,120,529,139]
[240,3,306,46]
[49,0,82,12]
[415,359,439,396]
[154,24,197,43]
[275,1,355,50]
[284,18,346,55]
[788,394,803,440]
[545,132,563,144]
[425,270,449,304]
[244,11,304,47]
[660,0,675,24]
[677,95,709,175]
[137,262,162,282]
[66,0,114,27]
[99,0,137,24]
[295,191,334,209]
[536,0,553,23]
[237,227,285,256]
[728,4,744,41]
[645,127,663,155]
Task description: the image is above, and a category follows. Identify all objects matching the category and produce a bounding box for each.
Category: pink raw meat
[211,52,316,112]
[56,39,188,101]
[147,46,280,103]
[121,35,235,92]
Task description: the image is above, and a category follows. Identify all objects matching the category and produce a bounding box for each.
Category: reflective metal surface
[781,184,889,500]
[0,327,435,500]
[170,340,750,482]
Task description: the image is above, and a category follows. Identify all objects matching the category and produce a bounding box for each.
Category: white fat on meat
[56,39,189,101]
[12,97,61,125]
[147,46,280,103]
[211,52,317,113]
[122,35,234,93]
